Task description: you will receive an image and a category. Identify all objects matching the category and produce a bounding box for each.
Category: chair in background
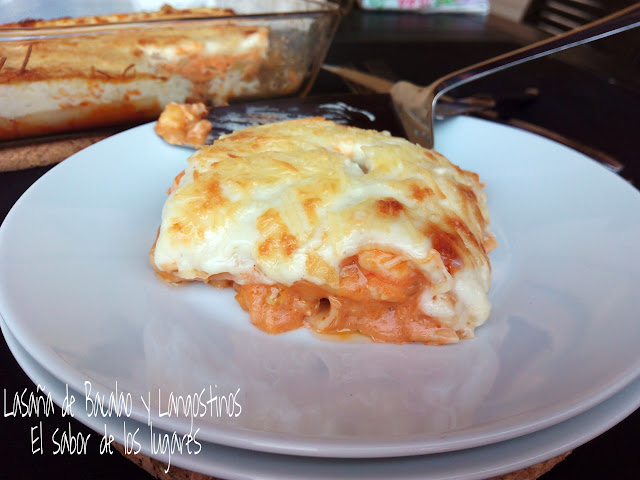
[521,0,610,35]
[521,0,640,92]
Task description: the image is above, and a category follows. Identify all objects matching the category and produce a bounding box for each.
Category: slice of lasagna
[0,5,274,140]
[151,118,496,344]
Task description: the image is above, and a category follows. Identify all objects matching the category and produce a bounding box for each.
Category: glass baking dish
[0,0,341,142]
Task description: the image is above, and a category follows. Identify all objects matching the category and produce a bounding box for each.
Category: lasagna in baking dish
[150,118,496,344]
[0,5,276,140]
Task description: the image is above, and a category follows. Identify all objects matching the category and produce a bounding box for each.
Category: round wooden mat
[114,443,571,480]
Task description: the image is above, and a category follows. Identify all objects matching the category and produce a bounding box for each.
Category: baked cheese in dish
[151,117,496,344]
[0,6,235,27]
[0,5,300,140]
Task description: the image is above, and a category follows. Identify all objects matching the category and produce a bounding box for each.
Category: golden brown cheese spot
[282,234,298,256]
[205,176,222,197]
[376,198,406,217]
[256,208,298,258]
[258,238,273,256]
[410,184,434,202]
[168,220,197,243]
[457,184,477,203]
[169,173,228,241]
[186,175,226,213]
[302,197,321,223]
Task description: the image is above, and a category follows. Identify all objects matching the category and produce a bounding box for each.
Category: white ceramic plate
[4,315,640,480]
[1,117,639,458]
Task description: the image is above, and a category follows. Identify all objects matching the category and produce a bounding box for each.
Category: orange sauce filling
[233,253,458,345]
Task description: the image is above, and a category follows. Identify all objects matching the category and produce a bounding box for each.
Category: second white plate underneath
[4,315,640,480]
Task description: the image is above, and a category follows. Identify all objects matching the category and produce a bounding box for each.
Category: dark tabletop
[2,7,639,480]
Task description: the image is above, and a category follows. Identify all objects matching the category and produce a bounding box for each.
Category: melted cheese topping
[1,6,235,28]
[152,118,496,344]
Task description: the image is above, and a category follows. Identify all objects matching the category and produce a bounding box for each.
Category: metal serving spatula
[196,90,538,142]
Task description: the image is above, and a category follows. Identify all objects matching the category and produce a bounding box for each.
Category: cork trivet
[0,130,121,172]
[114,443,221,480]
[114,443,571,480]
[488,451,571,480]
